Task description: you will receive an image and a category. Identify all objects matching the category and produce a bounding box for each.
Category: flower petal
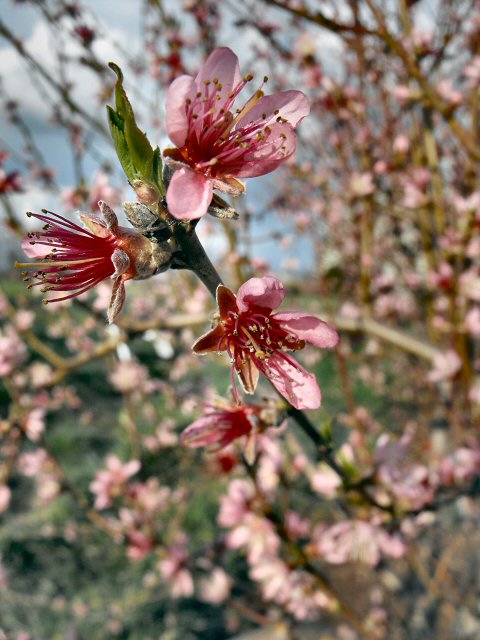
[235,124,296,178]
[237,276,285,313]
[166,75,194,147]
[21,237,49,259]
[192,324,226,354]
[181,415,223,447]
[265,354,321,410]
[217,284,237,318]
[273,313,339,348]
[237,357,260,394]
[194,47,242,110]
[236,90,310,129]
[166,168,213,220]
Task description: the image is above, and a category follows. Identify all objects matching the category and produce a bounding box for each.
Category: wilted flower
[164,47,310,219]
[16,201,171,322]
[193,276,338,409]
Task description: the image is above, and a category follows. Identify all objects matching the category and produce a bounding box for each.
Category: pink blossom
[0,328,26,376]
[465,307,480,338]
[90,455,141,510]
[126,531,156,562]
[439,446,480,485]
[393,134,410,154]
[217,479,255,528]
[226,512,280,563]
[312,520,406,566]
[428,349,462,383]
[310,464,342,497]
[88,172,121,211]
[198,568,232,604]
[109,360,150,394]
[158,537,194,598]
[193,276,339,409]
[181,398,256,449]
[17,201,171,323]
[24,408,46,441]
[164,47,309,219]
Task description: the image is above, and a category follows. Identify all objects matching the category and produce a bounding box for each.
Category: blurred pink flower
[312,520,406,566]
[109,360,150,394]
[193,276,338,409]
[90,455,141,510]
[439,446,480,485]
[158,536,194,598]
[24,408,46,442]
[0,328,26,376]
[164,47,309,219]
[18,201,170,323]
[428,350,462,383]
[88,172,121,210]
[198,568,232,604]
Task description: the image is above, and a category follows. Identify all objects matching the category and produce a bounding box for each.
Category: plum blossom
[193,276,339,409]
[17,201,171,323]
[164,47,310,219]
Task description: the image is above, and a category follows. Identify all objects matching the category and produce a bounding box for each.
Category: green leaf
[106,106,135,182]
[124,115,154,181]
[152,146,165,196]
[107,62,164,198]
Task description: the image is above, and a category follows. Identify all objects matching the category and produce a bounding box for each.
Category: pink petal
[273,313,339,348]
[237,276,285,313]
[192,324,226,354]
[21,237,49,259]
[181,415,222,447]
[237,90,310,129]
[235,123,296,178]
[194,47,242,110]
[166,168,213,220]
[237,357,260,394]
[166,75,194,147]
[264,354,321,410]
[216,285,238,318]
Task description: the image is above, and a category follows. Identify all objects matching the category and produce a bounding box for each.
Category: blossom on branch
[192,276,339,410]
[164,47,310,219]
[16,201,171,323]
[181,398,257,449]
